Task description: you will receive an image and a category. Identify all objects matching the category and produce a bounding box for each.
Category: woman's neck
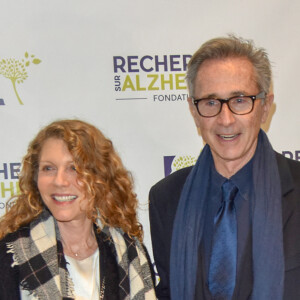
[58,218,98,260]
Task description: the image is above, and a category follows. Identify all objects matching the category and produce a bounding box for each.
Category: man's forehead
[197,56,254,73]
[194,57,257,97]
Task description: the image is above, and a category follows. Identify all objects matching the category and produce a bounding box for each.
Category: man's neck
[213,154,255,178]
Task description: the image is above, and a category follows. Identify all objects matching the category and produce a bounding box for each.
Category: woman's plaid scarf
[6,210,156,299]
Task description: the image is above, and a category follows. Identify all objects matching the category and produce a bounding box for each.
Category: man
[149,36,300,300]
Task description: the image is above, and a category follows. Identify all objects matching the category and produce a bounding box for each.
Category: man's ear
[187,97,194,113]
[188,97,201,128]
[261,93,274,124]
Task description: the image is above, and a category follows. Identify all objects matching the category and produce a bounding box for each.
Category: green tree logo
[0,52,41,105]
[172,155,197,171]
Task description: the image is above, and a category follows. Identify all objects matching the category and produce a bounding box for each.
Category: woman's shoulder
[0,226,28,272]
[0,224,31,275]
[0,224,31,246]
[0,229,22,300]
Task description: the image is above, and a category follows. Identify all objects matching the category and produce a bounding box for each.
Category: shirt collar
[211,157,254,200]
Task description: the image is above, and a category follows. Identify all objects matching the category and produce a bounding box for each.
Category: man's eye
[205,99,218,106]
[233,97,246,104]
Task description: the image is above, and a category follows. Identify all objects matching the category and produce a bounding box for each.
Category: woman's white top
[65,248,100,299]
[20,249,100,299]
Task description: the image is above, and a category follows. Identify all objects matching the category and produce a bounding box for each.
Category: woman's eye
[43,166,53,171]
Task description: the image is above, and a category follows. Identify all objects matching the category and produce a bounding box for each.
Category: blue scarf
[170,130,284,299]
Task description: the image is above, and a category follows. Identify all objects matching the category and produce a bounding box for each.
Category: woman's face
[37,138,88,223]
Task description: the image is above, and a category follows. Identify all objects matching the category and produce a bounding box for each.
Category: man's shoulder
[276,152,300,178]
[151,166,193,193]
[149,166,193,209]
[149,167,193,223]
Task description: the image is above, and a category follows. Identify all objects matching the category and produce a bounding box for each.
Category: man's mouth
[219,134,239,140]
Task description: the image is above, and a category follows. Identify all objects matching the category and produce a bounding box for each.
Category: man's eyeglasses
[192,91,266,118]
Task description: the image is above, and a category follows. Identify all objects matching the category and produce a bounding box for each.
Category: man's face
[188,57,273,176]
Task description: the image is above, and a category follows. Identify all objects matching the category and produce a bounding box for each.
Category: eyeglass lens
[197,96,254,117]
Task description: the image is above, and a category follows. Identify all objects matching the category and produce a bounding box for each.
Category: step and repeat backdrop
[0,0,300,255]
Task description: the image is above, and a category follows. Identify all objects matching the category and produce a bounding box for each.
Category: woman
[0,119,156,300]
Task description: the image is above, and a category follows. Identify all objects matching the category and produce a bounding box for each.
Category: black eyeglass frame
[192,91,266,118]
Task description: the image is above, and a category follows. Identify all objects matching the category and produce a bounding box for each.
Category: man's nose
[217,102,236,125]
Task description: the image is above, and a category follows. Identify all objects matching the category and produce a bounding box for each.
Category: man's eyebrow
[202,91,249,99]
[229,90,248,96]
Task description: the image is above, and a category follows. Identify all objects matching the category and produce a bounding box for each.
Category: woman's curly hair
[0,119,143,240]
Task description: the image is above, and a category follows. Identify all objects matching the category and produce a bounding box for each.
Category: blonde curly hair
[0,119,143,240]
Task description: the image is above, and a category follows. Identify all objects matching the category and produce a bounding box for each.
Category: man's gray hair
[186,35,272,98]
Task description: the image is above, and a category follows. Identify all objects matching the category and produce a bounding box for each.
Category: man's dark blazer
[149,152,300,300]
